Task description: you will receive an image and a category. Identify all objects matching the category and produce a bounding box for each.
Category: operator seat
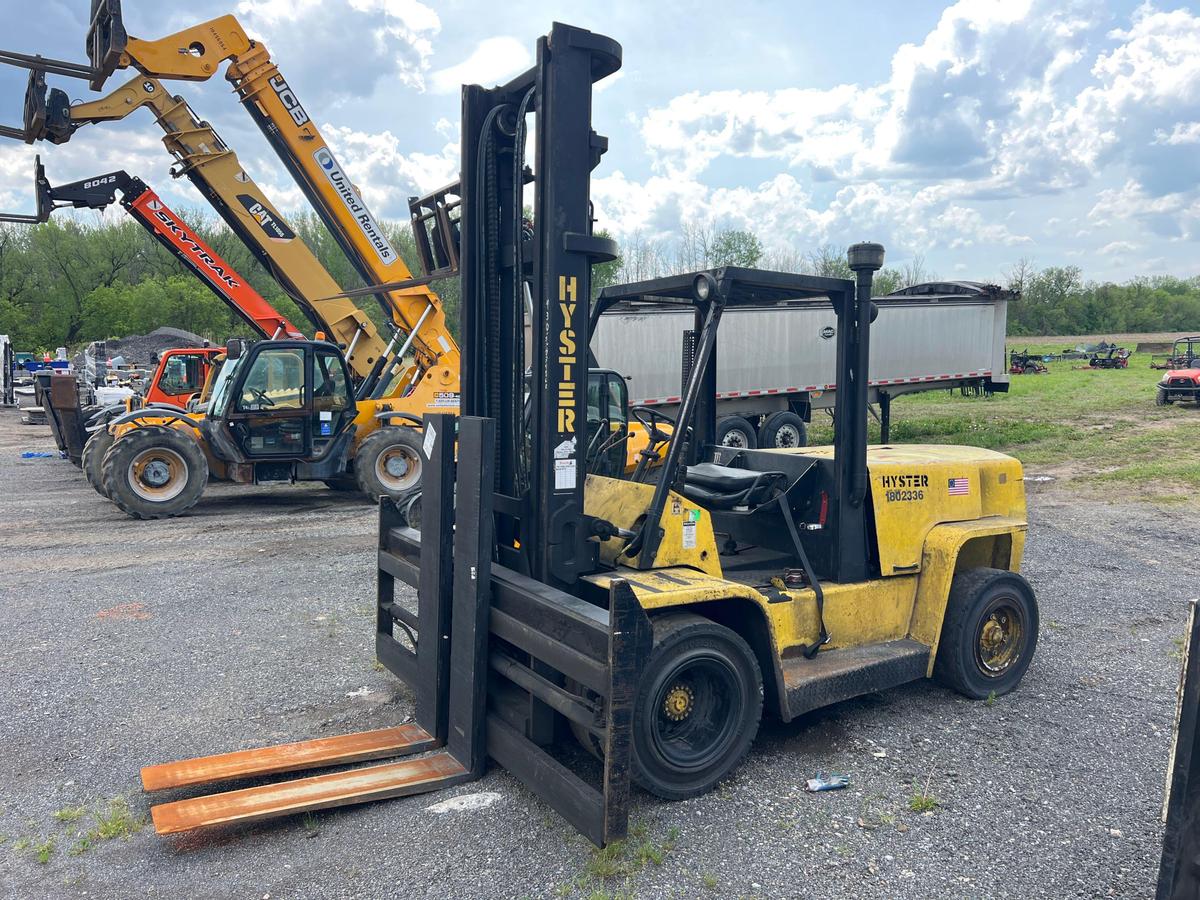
[681,463,787,511]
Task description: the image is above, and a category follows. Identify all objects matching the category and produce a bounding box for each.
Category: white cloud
[236,0,440,97]
[430,37,532,95]
[592,1,1200,272]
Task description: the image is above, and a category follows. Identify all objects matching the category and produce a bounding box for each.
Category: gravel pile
[72,327,209,371]
[0,414,1183,899]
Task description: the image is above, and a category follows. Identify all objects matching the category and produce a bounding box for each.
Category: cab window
[235,348,305,411]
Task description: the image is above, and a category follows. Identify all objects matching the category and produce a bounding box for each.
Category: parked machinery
[137,23,1039,847]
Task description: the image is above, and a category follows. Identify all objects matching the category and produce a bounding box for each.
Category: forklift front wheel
[934,568,1039,700]
[631,613,762,800]
[355,427,424,502]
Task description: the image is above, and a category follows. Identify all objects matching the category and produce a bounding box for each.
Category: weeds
[985,690,996,708]
[52,805,87,824]
[561,821,678,897]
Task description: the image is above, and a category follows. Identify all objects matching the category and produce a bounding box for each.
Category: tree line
[0,211,1195,350]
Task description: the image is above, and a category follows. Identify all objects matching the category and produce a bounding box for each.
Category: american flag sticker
[948,477,970,496]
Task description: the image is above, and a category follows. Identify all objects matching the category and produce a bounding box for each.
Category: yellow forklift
[135,21,1037,846]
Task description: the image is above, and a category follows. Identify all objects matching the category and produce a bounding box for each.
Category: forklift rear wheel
[758,411,807,449]
[934,568,1038,700]
[716,416,757,450]
[631,613,762,800]
[82,428,115,498]
[355,427,424,501]
[100,426,208,520]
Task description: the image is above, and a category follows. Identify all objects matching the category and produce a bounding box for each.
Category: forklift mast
[0,157,305,342]
[72,0,459,388]
[459,23,620,588]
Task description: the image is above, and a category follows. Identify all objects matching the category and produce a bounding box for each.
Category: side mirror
[225,339,244,360]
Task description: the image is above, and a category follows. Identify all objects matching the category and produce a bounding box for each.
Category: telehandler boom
[77,0,459,409]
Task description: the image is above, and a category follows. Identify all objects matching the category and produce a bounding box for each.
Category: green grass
[559,821,678,897]
[51,805,87,824]
[908,792,939,813]
[816,349,1200,503]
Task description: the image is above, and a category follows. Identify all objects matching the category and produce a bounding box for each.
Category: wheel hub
[977,606,1021,674]
[662,683,694,721]
[142,460,172,487]
[383,453,410,478]
[777,425,799,447]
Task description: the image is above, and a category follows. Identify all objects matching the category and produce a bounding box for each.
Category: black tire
[1156,388,1169,407]
[100,426,208,520]
[934,568,1039,700]
[758,411,807,449]
[1023,363,1037,375]
[82,428,116,498]
[629,613,762,800]
[354,427,424,502]
[716,416,757,450]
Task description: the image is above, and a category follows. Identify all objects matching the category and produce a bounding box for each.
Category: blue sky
[0,0,1196,283]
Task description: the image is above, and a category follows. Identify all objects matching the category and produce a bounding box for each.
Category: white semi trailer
[592,280,1014,448]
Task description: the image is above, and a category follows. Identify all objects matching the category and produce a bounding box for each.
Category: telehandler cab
[137,22,1038,849]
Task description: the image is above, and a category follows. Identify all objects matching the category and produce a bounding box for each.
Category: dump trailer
[592,280,1013,447]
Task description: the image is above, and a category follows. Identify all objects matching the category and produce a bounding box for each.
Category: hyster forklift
[137,23,1038,849]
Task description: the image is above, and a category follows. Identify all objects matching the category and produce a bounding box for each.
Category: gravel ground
[0,405,1185,899]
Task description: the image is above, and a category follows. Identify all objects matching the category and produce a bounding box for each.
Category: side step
[782,638,930,720]
[142,724,436,792]
[150,752,468,835]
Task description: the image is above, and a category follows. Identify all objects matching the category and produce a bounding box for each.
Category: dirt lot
[0,404,1189,899]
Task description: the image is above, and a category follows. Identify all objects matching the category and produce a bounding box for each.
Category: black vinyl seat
[682,462,787,511]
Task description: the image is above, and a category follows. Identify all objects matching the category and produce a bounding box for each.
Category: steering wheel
[246,387,275,408]
[631,406,676,446]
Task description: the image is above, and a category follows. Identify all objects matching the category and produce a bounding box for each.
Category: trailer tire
[627,613,762,800]
[101,426,208,520]
[716,416,757,450]
[758,411,807,449]
[934,567,1038,701]
[82,428,115,498]
[354,427,424,502]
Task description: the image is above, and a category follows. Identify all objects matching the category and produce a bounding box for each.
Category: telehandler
[136,23,1038,848]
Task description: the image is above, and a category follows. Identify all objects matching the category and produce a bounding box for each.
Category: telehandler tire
[355,427,424,502]
[630,613,762,800]
[934,567,1038,700]
[82,428,115,498]
[100,426,208,520]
